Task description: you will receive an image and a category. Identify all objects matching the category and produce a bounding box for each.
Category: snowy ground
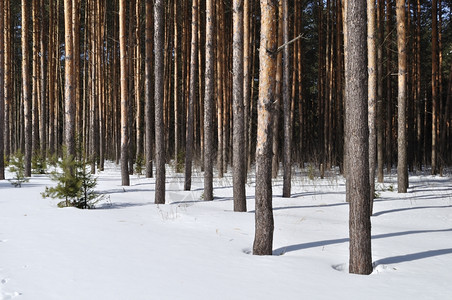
[1,162,452,299]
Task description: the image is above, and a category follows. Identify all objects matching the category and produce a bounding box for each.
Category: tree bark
[376,0,384,183]
[119,0,130,186]
[22,0,32,177]
[431,0,438,175]
[204,0,214,201]
[64,0,75,159]
[154,0,166,204]
[145,0,154,178]
[368,0,377,207]
[345,0,373,275]
[232,0,247,211]
[397,0,408,192]
[0,0,5,179]
[253,0,276,256]
[282,0,291,198]
[184,0,198,191]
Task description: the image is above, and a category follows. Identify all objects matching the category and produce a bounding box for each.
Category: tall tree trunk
[431,0,438,175]
[397,0,408,192]
[32,0,40,155]
[184,0,198,191]
[216,0,224,178]
[0,0,4,179]
[385,0,393,173]
[145,0,154,178]
[73,0,81,141]
[345,0,372,275]
[64,0,75,158]
[22,0,32,177]
[40,0,47,158]
[173,0,179,168]
[253,0,277,256]
[48,0,55,155]
[119,0,130,186]
[3,0,11,160]
[232,0,247,211]
[376,0,384,183]
[243,0,250,173]
[204,0,214,201]
[368,0,377,207]
[282,0,291,198]
[154,0,166,204]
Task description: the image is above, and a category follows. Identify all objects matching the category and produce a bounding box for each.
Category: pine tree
[8,150,30,188]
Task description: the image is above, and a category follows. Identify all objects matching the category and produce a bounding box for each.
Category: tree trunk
[368,0,377,207]
[145,0,154,178]
[203,0,214,201]
[64,0,75,159]
[397,0,408,192]
[3,0,11,160]
[431,0,438,175]
[232,0,247,212]
[40,0,47,158]
[376,0,384,183]
[253,0,277,256]
[119,0,130,186]
[282,0,291,198]
[345,0,372,275]
[154,0,166,204]
[0,0,4,179]
[184,0,198,191]
[22,0,32,177]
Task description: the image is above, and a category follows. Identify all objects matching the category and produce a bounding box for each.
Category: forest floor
[1,162,452,299]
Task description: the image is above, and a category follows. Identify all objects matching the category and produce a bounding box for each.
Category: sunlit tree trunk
[345,0,372,275]
[253,0,277,256]
[431,0,438,175]
[282,0,291,198]
[376,0,384,183]
[40,0,47,158]
[368,0,377,206]
[145,0,154,178]
[0,0,4,179]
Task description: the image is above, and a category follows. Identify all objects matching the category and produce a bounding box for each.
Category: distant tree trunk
[40,0,47,158]
[173,0,179,168]
[243,0,250,173]
[431,0,438,175]
[376,0,384,183]
[253,0,276,256]
[345,0,372,275]
[145,0,154,178]
[32,0,39,154]
[72,0,81,141]
[184,0,198,191]
[204,0,214,201]
[385,0,393,173]
[282,0,291,198]
[397,0,408,192]
[368,0,377,207]
[119,0,130,186]
[154,0,166,204]
[0,0,4,179]
[48,0,55,155]
[216,0,224,178]
[3,0,11,160]
[22,0,32,177]
[135,0,143,170]
[232,0,247,212]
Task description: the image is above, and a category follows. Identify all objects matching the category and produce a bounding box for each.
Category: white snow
[1,162,452,299]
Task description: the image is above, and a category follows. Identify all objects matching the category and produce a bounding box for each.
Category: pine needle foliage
[8,150,30,188]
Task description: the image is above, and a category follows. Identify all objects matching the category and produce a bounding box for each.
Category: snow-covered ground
[1,162,452,299]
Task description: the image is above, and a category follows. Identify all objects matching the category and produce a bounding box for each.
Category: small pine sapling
[32,151,47,174]
[8,150,30,187]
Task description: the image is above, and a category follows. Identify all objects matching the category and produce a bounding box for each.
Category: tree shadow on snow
[372,205,452,217]
[273,228,452,255]
[373,248,452,266]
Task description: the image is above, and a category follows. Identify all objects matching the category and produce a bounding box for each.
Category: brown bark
[233,0,247,212]
[345,0,372,275]
[0,0,4,179]
[377,0,384,183]
[204,0,214,201]
[40,0,47,158]
[216,0,224,178]
[64,0,75,158]
[154,0,166,204]
[282,0,291,198]
[368,0,377,205]
[32,0,39,154]
[397,0,408,192]
[119,0,130,186]
[145,0,154,178]
[3,0,11,160]
[243,0,250,173]
[253,0,276,256]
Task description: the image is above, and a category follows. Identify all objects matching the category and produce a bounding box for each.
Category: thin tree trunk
[243,0,250,173]
[184,0,198,191]
[368,0,377,206]
[3,0,11,160]
[0,0,4,179]
[64,0,75,159]
[154,0,166,204]
[431,0,438,175]
[253,0,277,256]
[345,0,372,275]
[40,0,47,158]
[232,0,247,211]
[397,0,408,192]
[119,0,130,186]
[204,0,214,201]
[145,0,154,178]
[377,0,384,183]
[22,0,32,177]
[216,0,224,178]
[282,0,291,198]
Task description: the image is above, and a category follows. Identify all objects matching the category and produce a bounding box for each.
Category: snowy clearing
[1,162,452,299]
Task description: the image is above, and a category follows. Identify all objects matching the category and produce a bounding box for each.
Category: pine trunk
[22,0,32,177]
[368,0,377,206]
[282,0,291,198]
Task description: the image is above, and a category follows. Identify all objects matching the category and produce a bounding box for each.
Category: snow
[1,162,452,299]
